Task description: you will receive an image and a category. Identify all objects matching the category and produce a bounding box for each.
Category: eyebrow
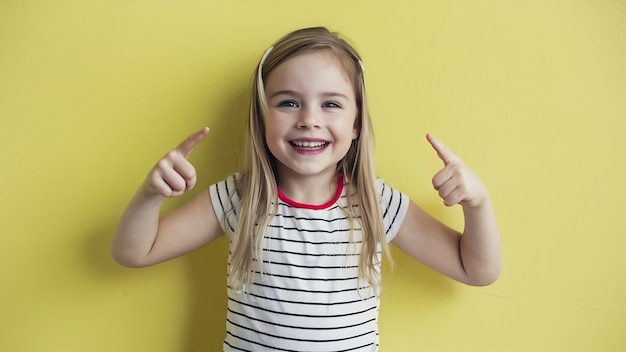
[269,90,349,100]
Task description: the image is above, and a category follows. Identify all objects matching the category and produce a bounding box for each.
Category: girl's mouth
[289,140,329,151]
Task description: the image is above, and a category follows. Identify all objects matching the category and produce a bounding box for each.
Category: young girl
[112,27,501,351]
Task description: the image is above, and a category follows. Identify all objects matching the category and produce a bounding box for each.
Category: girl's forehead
[268,50,354,85]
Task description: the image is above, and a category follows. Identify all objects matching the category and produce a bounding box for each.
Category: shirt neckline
[277,175,344,210]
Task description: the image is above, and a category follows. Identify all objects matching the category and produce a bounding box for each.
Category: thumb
[175,127,209,158]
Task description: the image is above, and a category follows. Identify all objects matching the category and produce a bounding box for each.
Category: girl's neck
[277,170,340,206]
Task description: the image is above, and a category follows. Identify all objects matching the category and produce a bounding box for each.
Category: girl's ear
[352,113,360,140]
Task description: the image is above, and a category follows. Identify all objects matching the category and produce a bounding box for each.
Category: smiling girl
[112,27,501,351]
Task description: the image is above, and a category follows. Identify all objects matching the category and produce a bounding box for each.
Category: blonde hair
[229,27,390,292]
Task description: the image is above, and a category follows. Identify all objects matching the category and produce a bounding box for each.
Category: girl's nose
[296,107,321,129]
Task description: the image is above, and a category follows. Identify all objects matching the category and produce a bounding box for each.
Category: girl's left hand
[427,134,488,208]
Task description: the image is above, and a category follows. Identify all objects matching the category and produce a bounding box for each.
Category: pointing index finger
[176,127,209,158]
[426,133,456,165]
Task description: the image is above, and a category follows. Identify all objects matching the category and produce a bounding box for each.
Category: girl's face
[263,50,358,184]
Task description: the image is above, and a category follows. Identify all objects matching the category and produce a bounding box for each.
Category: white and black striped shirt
[210,174,409,352]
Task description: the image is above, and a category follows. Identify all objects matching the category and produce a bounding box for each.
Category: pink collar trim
[277,175,344,210]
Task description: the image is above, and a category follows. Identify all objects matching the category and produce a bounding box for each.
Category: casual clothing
[209,174,409,352]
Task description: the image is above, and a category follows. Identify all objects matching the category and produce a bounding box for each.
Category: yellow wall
[2,1,625,351]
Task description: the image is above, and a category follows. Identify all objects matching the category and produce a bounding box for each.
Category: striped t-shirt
[209,174,409,352]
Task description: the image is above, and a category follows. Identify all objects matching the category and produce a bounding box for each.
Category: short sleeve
[376,178,409,243]
[209,173,241,237]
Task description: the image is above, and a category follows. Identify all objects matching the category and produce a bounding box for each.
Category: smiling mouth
[289,140,329,149]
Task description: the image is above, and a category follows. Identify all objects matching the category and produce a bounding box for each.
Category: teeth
[292,141,326,148]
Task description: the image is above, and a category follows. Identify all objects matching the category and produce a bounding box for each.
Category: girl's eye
[323,102,341,109]
[278,101,299,108]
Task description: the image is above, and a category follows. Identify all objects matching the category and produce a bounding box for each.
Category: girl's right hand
[145,127,209,198]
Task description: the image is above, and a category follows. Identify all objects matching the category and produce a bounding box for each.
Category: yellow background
[1,1,625,351]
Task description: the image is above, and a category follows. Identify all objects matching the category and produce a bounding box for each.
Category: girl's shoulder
[374,177,405,203]
[374,177,410,238]
[209,173,240,201]
[208,173,241,233]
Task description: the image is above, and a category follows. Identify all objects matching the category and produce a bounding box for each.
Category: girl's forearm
[111,184,164,267]
[460,198,502,286]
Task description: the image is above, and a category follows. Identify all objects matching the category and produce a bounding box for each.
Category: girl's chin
[275,164,338,179]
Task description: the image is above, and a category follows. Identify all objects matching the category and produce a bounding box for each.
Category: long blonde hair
[229,27,390,292]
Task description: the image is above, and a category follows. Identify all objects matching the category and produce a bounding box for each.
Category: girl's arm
[111,127,223,268]
[392,134,501,286]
